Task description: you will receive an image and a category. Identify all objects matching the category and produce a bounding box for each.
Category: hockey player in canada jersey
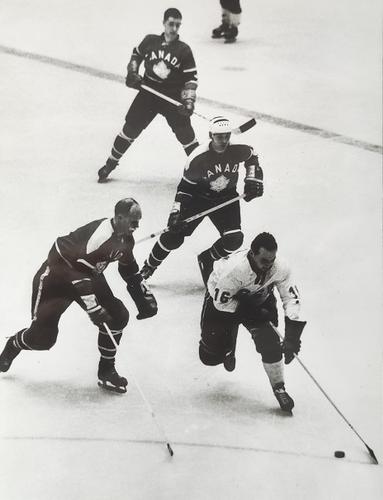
[200,232,307,412]
[140,116,264,283]
[0,199,157,393]
[98,7,199,182]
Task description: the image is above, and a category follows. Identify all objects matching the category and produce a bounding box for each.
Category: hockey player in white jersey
[199,232,306,412]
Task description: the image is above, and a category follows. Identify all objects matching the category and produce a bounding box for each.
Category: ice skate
[212,23,227,39]
[197,250,214,286]
[223,351,236,372]
[273,382,294,412]
[140,260,157,280]
[98,161,118,183]
[224,26,238,44]
[98,360,128,394]
[0,337,21,373]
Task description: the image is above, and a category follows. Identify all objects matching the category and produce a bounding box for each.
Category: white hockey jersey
[207,249,302,319]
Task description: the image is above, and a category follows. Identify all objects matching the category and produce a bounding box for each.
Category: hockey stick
[141,84,256,134]
[103,323,174,457]
[269,322,379,465]
[135,193,248,245]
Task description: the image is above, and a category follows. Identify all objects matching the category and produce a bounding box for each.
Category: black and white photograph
[0,0,382,498]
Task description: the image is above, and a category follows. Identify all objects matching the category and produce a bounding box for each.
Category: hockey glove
[178,100,194,116]
[178,86,196,116]
[125,72,143,89]
[282,317,307,364]
[244,178,263,202]
[126,273,158,320]
[87,305,113,328]
[167,209,188,233]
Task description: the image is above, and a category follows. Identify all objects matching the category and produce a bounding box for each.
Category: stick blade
[167,443,174,457]
[232,118,256,135]
[366,444,379,464]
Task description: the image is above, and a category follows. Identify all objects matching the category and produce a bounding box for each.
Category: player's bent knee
[222,231,244,252]
[260,348,282,364]
[250,322,281,362]
[109,301,130,330]
[26,327,58,350]
[122,123,139,140]
[199,342,224,366]
[160,232,185,249]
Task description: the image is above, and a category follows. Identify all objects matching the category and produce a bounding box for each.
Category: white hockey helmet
[209,116,232,134]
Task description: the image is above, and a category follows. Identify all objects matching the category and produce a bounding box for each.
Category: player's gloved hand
[136,293,158,320]
[178,86,196,116]
[282,317,307,364]
[87,305,113,327]
[167,209,188,233]
[244,178,263,202]
[126,273,158,320]
[178,99,194,116]
[125,72,143,89]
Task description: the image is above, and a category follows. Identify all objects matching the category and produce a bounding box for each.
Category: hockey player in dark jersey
[140,116,264,284]
[98,8,199,182]
[212,0,242,43]
[0,199,157,393]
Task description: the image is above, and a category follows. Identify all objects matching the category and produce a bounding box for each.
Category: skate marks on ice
[0,44,381,154]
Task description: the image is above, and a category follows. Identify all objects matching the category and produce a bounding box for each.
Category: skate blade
[280,408,294,416]
[98,380,127,394]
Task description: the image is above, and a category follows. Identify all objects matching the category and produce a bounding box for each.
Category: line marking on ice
[0,434,372,465]
[0,44,381,155]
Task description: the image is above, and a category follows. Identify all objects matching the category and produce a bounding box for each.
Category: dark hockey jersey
[51,218,137,276]
[132,33,197,96]
[177,142,258,199]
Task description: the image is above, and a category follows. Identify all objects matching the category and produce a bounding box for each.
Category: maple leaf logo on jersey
[210,175,230,192]
[109,250,123,261]
[153,61,171,80]
[95,262,108,274]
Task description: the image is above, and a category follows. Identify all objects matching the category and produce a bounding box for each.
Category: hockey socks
[97,327,127,393]
[263,360,294,412]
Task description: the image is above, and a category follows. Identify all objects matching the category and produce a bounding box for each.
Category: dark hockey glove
[87,305,113,327]
[126,273,158,320]
[282,317,307,364]
[167,209,188,233]
[125,72,143,89]
[244,178,263,202]
[178,99,194,116]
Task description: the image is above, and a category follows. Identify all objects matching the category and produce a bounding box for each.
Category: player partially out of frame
[0,199,157,393]
[199,232,307,412]
[98,7,199,182]
[212,0,242,43]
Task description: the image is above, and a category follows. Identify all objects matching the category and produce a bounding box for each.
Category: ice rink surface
[0,1,382,499]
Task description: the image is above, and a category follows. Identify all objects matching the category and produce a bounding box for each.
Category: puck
[334,450,345,458]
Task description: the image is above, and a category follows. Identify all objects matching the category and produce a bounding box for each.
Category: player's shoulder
[76,218,108,233]
[139,34,161,46]
[174,37,192,51]
[185,142,210,167]
[229,143,255,159]
[216,249,249,276]
[272,257,291,278]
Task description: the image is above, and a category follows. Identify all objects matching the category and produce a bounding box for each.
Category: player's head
[248,232,278,272]
[163,8,182,41]
[113,198,142,236]
[209,116,232,153]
